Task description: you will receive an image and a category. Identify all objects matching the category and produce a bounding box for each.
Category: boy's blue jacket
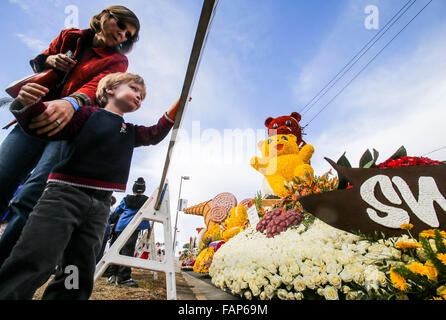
[114,194,150,232]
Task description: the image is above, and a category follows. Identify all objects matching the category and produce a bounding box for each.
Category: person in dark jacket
[95,195,117,264]
[106,177,149,287]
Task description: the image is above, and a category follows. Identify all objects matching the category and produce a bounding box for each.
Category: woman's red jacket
[30,28,129,105]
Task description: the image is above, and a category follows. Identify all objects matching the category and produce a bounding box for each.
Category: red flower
[215,241,225,252]
[376,156,442,169]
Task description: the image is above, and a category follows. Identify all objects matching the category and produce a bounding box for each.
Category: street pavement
[175,261,239,300]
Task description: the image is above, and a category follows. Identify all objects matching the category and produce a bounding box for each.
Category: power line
[304,0,433,128]
[299,0,417,116]
[422,146,446,157]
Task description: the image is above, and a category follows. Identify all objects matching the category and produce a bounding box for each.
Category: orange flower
[400,223,413,230]
[407,262,426,276]
[396,241,422,251]
[424,260,438,282]
[390,268,408,291]
[437,253,446,266]
[419,229,446,239]
[437,286,446,299]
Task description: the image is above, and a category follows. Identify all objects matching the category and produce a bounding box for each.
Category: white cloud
[9,0,30,11]
[15,33,47,54]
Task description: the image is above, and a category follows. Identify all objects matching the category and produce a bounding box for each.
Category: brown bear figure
[264,112,306,147]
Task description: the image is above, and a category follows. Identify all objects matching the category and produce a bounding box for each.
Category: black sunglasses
[110,13,134,41]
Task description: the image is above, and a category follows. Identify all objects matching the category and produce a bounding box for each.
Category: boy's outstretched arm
[134,98,183,147]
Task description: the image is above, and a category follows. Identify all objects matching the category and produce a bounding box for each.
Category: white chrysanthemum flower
[294,292,304,300]
[209,216,401,300]
[323,286,339,300]
[293,276,306,292]
[277,289,289,300]
[244,290,252,300]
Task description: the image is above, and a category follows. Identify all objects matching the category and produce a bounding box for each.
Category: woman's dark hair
[90,5,140,54]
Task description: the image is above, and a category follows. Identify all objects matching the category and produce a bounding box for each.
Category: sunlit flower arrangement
[193,246,215,274]
[387,224,446,300]
[210,218,408,300]
[180,248,197,270]
[206,147,445,299]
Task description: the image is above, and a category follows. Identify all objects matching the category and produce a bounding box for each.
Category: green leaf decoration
[359,149,373,168]
[363,159,376,168]
[336,152,351,189]
[389,146,407,160]
[373,148,379,162]
[336,152,352,168]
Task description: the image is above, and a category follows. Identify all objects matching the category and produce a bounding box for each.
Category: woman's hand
[17,83,49,106]
[29,99,75,136]
[45,53,77,72]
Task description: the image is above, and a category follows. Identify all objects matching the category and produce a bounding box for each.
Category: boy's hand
[17,83,49,106]
[29,99,75,136]
[166,97,191,121]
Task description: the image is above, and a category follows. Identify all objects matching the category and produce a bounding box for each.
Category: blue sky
[1,0,445,252]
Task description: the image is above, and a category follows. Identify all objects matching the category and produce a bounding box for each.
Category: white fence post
[94,181,177,300]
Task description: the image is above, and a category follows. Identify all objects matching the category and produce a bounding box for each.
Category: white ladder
[94,181,177,300]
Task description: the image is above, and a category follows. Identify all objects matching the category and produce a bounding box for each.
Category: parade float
[183,112,446,300]
[183,193,252,274]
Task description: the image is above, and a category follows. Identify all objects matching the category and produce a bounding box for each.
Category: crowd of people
[0,5,178,300]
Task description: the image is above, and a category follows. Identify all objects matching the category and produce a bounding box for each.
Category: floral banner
[299,158,446,237]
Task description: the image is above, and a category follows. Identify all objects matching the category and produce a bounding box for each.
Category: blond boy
[0,73,178,299]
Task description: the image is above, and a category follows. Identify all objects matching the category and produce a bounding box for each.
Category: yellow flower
[437,286,446,299]
[396,241,422,251]
[400,223,414,230]
[419,229,446,239]
[407,262,426,276]
[431,297,444,300]
[424,260,438,282]
[437,253,446,266]
[390,268,408,291]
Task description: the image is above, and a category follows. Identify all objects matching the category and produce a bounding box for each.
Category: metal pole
[172,177,183,253]
[173,176,189,253]
[155,0,218,210]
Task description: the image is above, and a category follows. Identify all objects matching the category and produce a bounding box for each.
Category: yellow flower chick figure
[250,134,315,196]
[222,203,248,242]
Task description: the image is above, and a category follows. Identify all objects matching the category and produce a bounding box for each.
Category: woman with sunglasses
[0,5,140,269]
